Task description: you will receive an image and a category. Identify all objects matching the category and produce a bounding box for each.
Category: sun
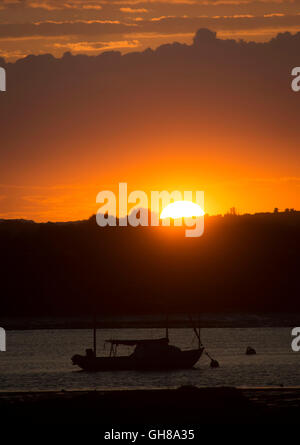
[160,201,205,219]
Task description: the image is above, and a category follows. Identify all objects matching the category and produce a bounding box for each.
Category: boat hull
[72,348,203,372]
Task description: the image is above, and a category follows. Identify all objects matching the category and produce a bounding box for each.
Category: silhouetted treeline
[0,211,299,316]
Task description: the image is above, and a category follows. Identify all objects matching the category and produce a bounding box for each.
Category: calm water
[0,328,299,391]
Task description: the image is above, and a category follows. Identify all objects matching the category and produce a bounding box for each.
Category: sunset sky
[1,0,300,61]
[0,1,300,222]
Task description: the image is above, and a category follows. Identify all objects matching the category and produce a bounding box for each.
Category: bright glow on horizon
[160,201,205,219]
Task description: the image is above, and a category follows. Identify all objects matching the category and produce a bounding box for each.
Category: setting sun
[160,201,205,219]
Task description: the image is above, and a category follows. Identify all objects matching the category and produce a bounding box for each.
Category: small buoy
[205,350,220,368]
[210,359,219,368]
[246,346,256,355]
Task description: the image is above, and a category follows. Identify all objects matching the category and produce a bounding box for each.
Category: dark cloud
[0,21,130,38]
[0,14,300,39]
[0,28,300,218]
[1,0,300,61]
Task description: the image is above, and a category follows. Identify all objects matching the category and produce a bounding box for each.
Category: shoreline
[1,386,300,395]
[2,313,300,331]
[1,386,300,424]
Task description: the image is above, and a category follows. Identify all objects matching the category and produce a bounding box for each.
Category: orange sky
[1,145,299,221]
[0,4,300,221]
[1,0,300,61]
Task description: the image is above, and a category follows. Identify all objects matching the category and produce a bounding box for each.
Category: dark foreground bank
[1,387,300,426]
[1,213,300,317]
[3,312,300,330]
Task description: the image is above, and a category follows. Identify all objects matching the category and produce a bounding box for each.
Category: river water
[0,327,299,391]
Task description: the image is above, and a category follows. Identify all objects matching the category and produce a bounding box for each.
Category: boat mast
[93,314,97,354]
[166,314,169,340]
[188,313,201,349]
[198,313,201,349]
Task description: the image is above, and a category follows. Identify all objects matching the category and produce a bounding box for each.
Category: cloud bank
[0,29,300,220]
